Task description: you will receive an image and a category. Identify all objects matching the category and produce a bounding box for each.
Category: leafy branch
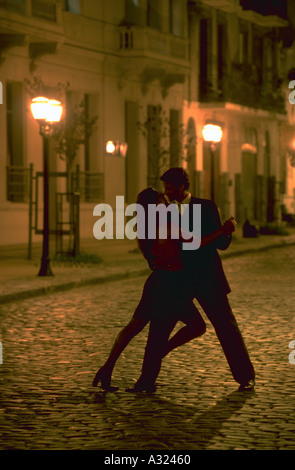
[137,105,190,189]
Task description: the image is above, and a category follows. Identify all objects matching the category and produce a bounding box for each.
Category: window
[147,0,161,30]
[252,35,263,84]
[6,82,28,202]
[125,0,143,25]
[218,23,226,87]
[64,0,80,15]
[6,82,24,167]
[147,105,161,187]
[199,18,211,94]
[170,0,184,37]
[169,109,180,167]
[239,31,248,64]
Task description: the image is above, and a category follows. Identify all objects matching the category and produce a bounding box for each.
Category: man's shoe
[238,380,255,392]
[126,382,156,393]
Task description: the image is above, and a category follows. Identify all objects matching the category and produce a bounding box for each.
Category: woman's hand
[223,217,237,235]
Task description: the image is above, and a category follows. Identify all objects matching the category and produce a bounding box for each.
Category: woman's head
[136,188,167,238]
[136,187,159,207]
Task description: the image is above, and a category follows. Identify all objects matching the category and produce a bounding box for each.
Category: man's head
[160,167,190,202]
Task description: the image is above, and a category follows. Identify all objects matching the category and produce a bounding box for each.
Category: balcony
[199,63,285,114]
[0,0,60,22]
[0,0,26,15]
[119,25,189,66]
[119,25,189,95]
[0,0,63,69]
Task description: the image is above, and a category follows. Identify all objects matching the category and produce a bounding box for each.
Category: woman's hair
[136,187,159,208]
[136,187,160,240]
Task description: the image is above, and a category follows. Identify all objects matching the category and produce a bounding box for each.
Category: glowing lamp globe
[31,97,63,123]
[46,99,63,123]
[202,124,223,143]
[31,97,50,121]
[106,141,116,154]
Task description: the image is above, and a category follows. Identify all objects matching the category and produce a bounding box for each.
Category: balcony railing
[6,166,29,202]
[0,0,25,14]
[199,63,285,114]
[0,0,58,22]
[119,25,189,64]
[72,169,104,203]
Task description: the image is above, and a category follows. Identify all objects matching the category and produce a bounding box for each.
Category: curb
[0,268,150,305]
[0,240,294,305]
[220,239,295,259]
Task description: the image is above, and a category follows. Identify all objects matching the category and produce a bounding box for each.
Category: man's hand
[223,217,237,235]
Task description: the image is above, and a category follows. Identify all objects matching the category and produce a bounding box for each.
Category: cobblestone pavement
[0,246,295,451]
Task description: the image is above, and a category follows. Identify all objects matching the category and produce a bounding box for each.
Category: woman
[92,188,206,391]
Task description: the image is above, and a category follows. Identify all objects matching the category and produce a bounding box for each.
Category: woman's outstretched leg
[92,317,148,390]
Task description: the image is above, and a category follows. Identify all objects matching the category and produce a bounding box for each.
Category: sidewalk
[0,226,295,304]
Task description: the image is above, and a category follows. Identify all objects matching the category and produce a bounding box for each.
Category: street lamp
[105,140,128,157]
[202,121,223,201]
[31,96,63,276]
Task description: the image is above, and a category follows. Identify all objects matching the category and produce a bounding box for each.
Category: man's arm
[208,201,233,250]
[180,217,236,249]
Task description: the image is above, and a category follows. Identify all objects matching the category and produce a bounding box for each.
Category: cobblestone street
[0,246,295,451]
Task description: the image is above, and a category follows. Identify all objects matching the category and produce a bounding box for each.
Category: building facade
[0,0,294,248]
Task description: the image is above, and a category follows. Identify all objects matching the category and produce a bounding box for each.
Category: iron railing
[0,0,57,21]
[6,166,30,202]
[0,0,26,14]
[199,63,285,114]
[72,168,104,203]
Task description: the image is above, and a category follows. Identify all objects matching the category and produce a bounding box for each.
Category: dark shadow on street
[87,388,255,450]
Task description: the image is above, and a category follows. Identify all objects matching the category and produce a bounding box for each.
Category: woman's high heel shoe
[92,368,119,392]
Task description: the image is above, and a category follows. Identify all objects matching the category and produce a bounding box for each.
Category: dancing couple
[92,168,255,393]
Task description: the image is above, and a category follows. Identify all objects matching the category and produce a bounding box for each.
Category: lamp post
[31,97,63,276]
[202,122,223,201]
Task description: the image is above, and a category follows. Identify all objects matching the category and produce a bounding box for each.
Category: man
[129,167,255,393]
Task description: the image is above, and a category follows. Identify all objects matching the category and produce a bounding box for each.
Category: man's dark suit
[138,196,255,388]
[181,196,232,295]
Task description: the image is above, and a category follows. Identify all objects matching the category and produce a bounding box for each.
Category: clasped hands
[223,217,237,235]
